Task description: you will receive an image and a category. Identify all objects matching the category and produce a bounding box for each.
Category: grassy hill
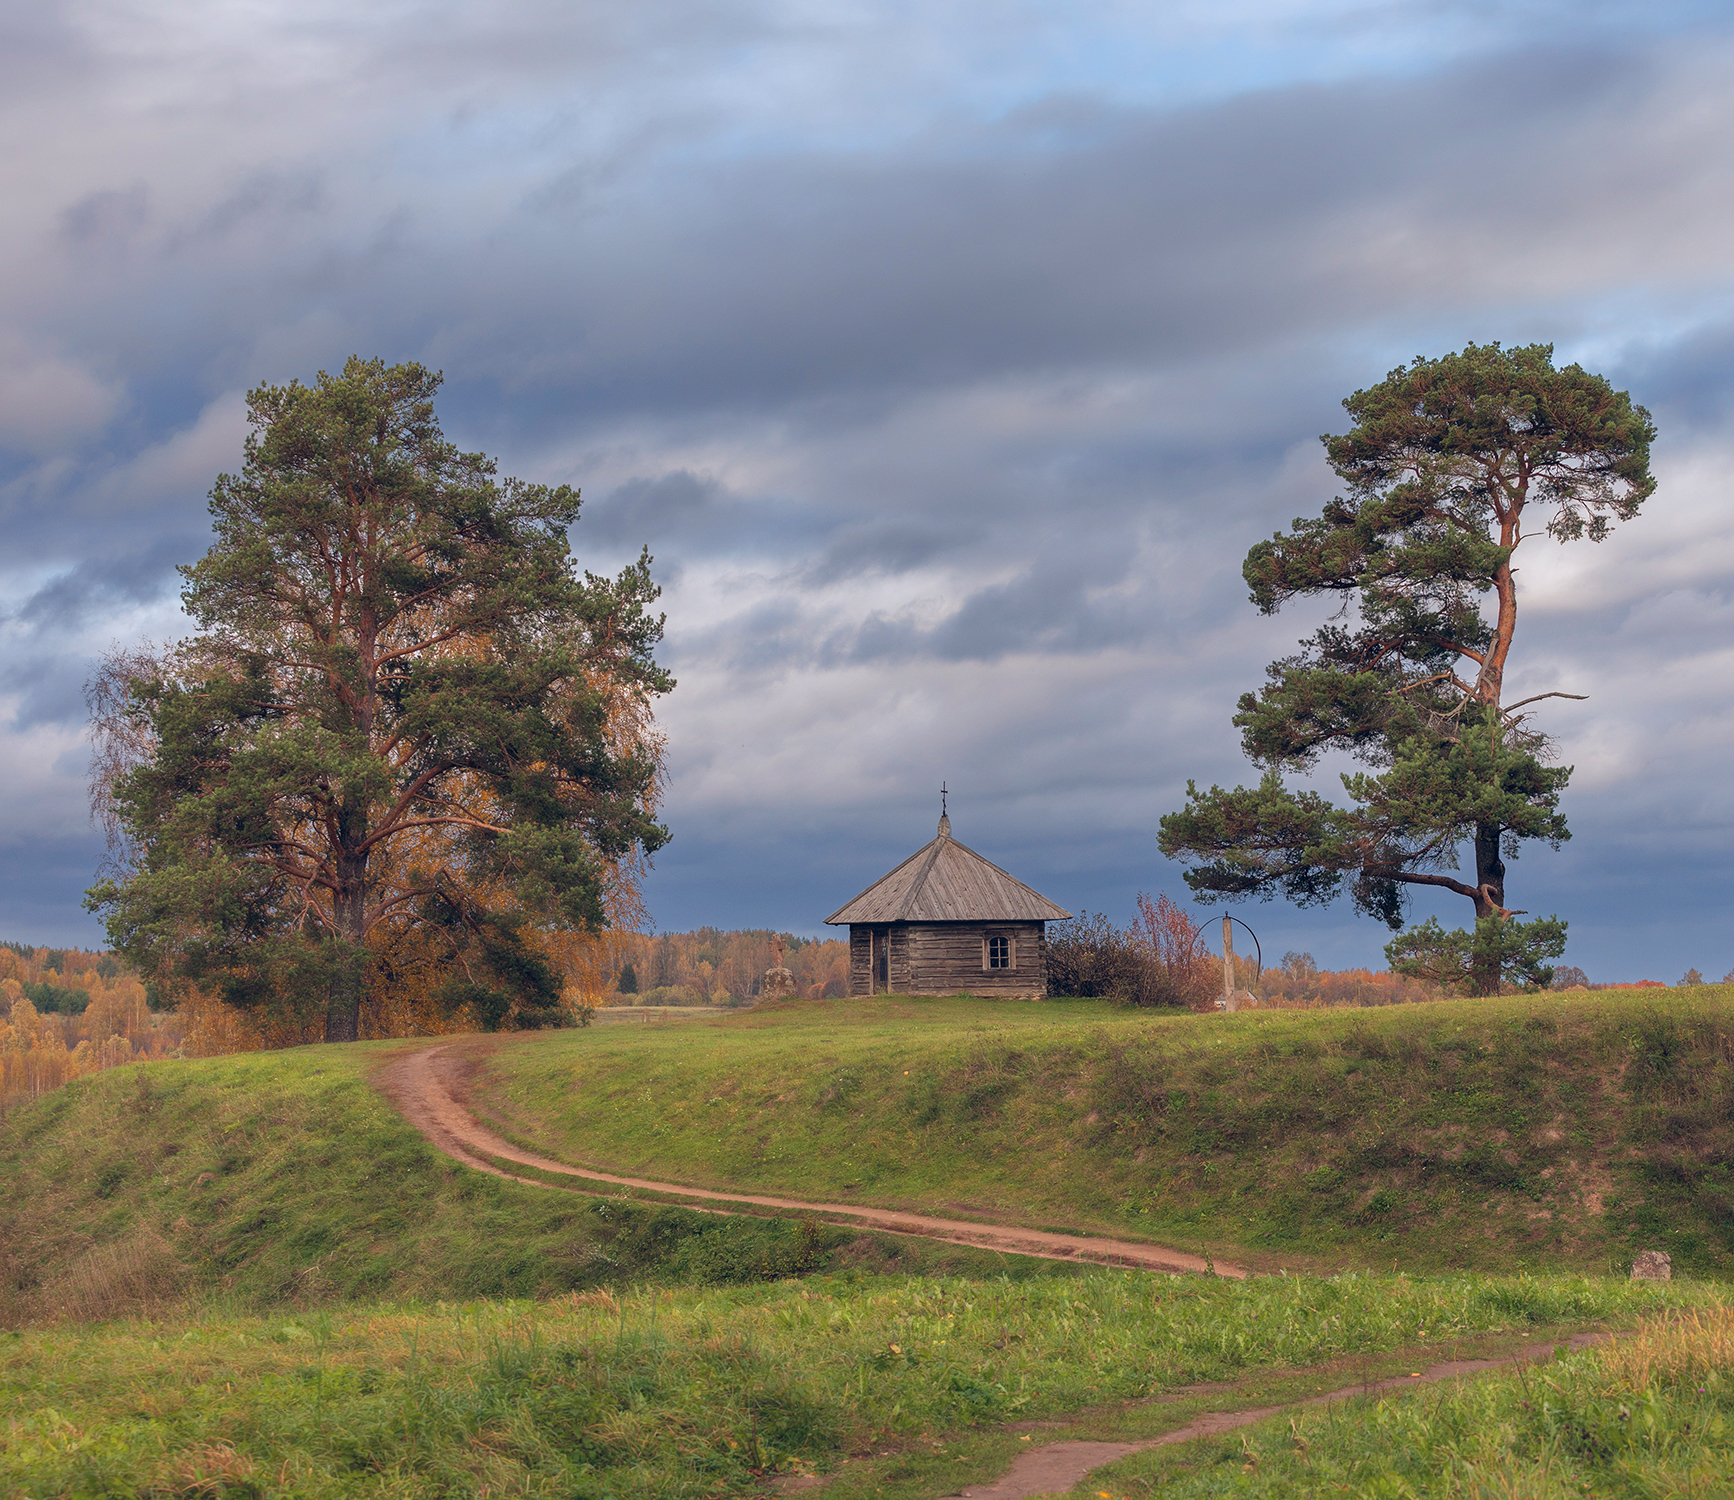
[0,1043,1076,1327]
[3,989,1732,1496]
[472,987,1734,1277]
[5,983,1730,1328]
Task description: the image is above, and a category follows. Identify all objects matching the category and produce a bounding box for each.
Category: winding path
[377,1040,1245,1278]
[377,1039,1625,1500]
[936,1331,1614,1499]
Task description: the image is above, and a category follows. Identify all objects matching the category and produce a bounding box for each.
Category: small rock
[1630,1249,1671,1281]
[760,966,798,1001]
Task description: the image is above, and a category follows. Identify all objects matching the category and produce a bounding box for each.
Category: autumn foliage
[0,945,184,1110]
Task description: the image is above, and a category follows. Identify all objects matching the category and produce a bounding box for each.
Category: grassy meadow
[3,985,1733,1497]
[2,1269,1712,1498]
[476,987,1734,1276]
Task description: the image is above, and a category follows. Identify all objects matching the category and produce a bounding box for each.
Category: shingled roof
[824,815,1072,925]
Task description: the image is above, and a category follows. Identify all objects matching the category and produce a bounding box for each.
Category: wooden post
[1222,916,1235,1006]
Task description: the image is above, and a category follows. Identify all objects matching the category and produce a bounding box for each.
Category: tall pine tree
[1159,344,1654,994]
[88,358,672,1040]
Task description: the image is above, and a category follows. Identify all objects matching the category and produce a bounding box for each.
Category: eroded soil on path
[375,1038,1244,1277]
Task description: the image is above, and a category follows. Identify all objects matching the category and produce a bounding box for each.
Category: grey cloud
[59,185,150,246]
[0,836,109,947]
[580,470,723,549]
[11,540,188,634]
[178,171,326,249]
[579,469,833,568]
[799,521,967,587]
[440,44,1720,423]
[817,552,1139,667]
[23,36,1716,448]
[2,653,90,730]
[1615,317,1734,434]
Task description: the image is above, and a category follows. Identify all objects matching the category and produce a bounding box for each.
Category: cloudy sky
[3,0,1732,980]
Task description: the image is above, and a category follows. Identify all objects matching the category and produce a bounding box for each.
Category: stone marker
[1630,1249,1672,1281]
[760,965,798,1001]
[759,937,797,1001]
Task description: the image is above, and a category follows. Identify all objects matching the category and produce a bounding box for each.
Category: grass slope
[476,988,1734,1275]
[2,1270,1710,1498]
[0,1043,1079,1326]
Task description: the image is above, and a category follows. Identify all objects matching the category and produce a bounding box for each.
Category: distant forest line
[0,929,1696,1112]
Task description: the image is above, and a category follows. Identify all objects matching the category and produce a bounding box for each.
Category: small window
[987,935,1010,969]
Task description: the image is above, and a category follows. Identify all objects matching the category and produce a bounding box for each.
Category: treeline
[572,929,849,1005]
[0,944,187,1109]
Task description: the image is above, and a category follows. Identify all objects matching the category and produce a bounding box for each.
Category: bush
[1047,901,1208,1008]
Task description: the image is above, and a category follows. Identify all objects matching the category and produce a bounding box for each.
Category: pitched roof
[824,816,1072,925]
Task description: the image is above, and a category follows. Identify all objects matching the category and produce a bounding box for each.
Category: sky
[3,0,1732,981]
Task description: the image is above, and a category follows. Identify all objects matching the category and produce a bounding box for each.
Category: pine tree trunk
[1469,821,1506,996]
[1473,822,1506,916]
[326,811,369,1043]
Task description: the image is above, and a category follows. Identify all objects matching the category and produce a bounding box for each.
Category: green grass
[1,1270,1712,1498]
[476,988,1734,1275]
[0,1042,1084,1325]
[1072,1305,1734,1498]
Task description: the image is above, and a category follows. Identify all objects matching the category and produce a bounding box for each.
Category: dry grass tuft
[1598,1304,1734,1390]
[165,1441,259,1496]
[35,1222,183,1324]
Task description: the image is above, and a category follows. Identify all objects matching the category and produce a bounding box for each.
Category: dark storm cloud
[828,554,1139,666]
[423,45,1720,432]
[11,539,188,634]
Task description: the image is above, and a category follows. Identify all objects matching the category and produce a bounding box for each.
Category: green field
[477,988,1734,1276]
[1070,1304,1734,1498]
[4,986,1734,1497]
[1,1270,1713,1498]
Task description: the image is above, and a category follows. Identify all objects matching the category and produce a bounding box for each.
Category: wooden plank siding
[846,920,1049,997]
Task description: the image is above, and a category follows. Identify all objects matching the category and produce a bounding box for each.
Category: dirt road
[377,1040,1245,1278]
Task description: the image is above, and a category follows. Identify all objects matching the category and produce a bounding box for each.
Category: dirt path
[935,1331,1613,1499]
[376,1040,1245,1278]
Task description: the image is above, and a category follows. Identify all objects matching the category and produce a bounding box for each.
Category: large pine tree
[1159,344,1655,994]
[87,358,672,1040]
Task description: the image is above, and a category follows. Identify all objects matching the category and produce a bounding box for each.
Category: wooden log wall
[846,921,1049,996]
[849,926,874,995]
